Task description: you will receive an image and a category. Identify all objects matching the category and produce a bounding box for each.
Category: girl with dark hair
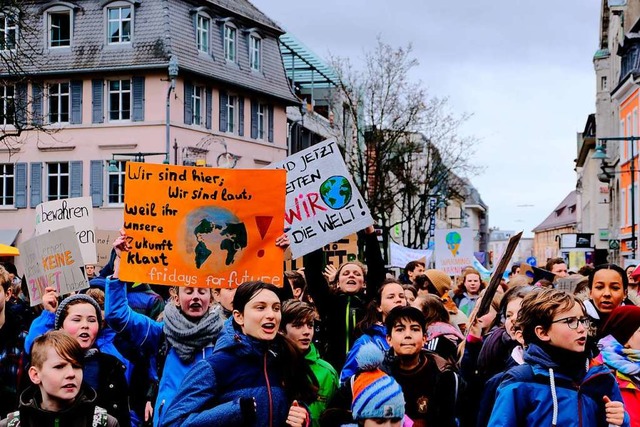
[303,225,386,370]
[161,281,316,427]
[339,279,406,383]
[584,263,628,341]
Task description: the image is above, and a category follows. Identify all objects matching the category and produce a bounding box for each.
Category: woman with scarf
[104,232,225,427]
[160,281,316,427]
[594,305,640,426]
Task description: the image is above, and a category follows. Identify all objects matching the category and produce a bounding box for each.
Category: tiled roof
[209,0,283,32]
[532,190,577,232]
[9,0,298,104]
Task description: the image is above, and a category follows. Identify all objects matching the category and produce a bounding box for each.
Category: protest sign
[119,163,286,288]
[434,228,475,276]
[324,234,359,267]
[96,229,121,269]
[270,139,373,258]
[19,226,88,306]
[35,196,97,264]
[389,241,431,268]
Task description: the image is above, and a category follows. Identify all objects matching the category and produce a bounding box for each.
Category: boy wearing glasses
[488,288,629,426]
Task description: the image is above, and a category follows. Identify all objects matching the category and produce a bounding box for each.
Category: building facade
[0,0,298,268]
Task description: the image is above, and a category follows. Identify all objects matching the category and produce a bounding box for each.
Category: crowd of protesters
[3,228,640,426]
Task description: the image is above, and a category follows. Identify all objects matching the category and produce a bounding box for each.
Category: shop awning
[0,229,21,245]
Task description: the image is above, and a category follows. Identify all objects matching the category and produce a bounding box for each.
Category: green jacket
[306,344,339,427]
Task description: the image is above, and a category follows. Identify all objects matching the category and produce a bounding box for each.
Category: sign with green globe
[270,139,374,258]
[319,175,352,209]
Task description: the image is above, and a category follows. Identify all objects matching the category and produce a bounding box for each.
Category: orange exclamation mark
[255,216,273,258]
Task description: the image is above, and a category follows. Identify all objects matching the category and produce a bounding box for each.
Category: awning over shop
[0,229,21,246]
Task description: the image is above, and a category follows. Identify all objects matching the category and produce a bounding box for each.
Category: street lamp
[592,136,640,258]
[166,55,179,165]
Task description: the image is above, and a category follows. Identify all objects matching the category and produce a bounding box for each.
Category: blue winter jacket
[159,317,292,427]
[24,310,132,381]
[340,324,388,383]
[488,343,630,427]
[104,278,217,427]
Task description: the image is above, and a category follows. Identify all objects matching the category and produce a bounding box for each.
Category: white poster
[19,226,88,306]
[389,241,432,268]
[270,139,374,259]
[35,196,97,264]
[434,228,475,276]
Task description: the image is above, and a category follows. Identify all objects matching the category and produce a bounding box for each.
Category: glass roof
[279,33,339,89]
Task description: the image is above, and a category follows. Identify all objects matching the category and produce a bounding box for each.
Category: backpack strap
[92,406,109,427]
[6,411,20,427]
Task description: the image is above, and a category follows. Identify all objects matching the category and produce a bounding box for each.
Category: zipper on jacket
[345,296,351,352]
[263,353,273,427]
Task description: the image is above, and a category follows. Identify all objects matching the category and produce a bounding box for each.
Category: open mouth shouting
[262,322,277,335]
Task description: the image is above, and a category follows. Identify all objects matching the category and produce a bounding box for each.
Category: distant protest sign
[35,196,97,264]
[96,229,121,269]
[270,139,373,259]
[389,242,432,269]
[19,226,88,306]
[119,163,285,288]
[434,228,475,276]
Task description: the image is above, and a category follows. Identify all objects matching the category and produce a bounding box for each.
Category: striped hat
[351,343,405,421]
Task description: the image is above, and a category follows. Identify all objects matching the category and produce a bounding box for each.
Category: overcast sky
[251,0,600,237]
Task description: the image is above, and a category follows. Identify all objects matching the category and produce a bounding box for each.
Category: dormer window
[196,14,210,53]
[250,34,261,71]
[0,12,17,51]
[47,7,72,48]
[224,23,236,62]
[107,3,132,44]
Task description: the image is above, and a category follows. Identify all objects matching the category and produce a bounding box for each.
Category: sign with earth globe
[270,139,374,259]
[320,175,352,209]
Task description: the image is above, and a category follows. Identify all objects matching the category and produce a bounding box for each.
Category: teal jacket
[306,344,338,427]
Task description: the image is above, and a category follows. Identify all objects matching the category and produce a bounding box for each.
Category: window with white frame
[108,160,126,204]
[109,79,131,121]
[47,162,69,201]
[0,14,17,51]
[226,95,236,133]
[257,102,265,139]
[0,163,14,206]
[250,35,261,71]
[224,24,236,62]
[622,188,627,227]
[0,85,14,126]
[107,5,132,44]
[621,119,626,162]
[196,14,210,53]
[628,114,633,161]
[192,85,203,125]
[48,8,71,48]
[48,82,70,123]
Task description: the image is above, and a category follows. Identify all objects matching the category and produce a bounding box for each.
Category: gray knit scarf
[163,303,224,363]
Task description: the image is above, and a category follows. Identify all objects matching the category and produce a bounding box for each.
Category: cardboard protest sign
[19,226,88,306]
[389,241,431,268]
[96,229,121,269]
[434,228,475,276]
[270,139,373,258]
[324,234,359,267]
[119,163,286,288]
[35,196,97,264]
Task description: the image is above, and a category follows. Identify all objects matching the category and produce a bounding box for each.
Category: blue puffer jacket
[488,343,630,427]
[340,323,388,383]
[104,278,217,427]
[24,310,132,382]
[160,318,292,427]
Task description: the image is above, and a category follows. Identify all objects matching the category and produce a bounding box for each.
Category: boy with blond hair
[0,330,119,427]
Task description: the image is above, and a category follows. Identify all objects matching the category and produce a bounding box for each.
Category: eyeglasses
[550,316,591,330]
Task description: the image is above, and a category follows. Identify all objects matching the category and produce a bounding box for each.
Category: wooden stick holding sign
[470,231,523,325]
